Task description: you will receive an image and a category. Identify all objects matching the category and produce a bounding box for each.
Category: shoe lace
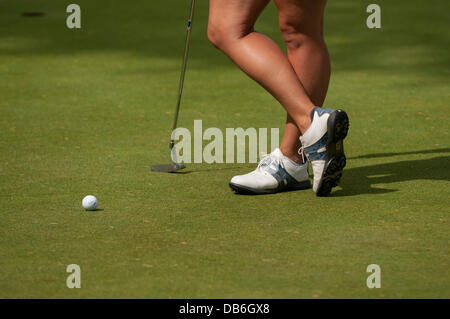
[257,152,284,174]
[298,146,306,163]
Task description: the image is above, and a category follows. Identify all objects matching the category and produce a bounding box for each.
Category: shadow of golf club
[151,164,256,174]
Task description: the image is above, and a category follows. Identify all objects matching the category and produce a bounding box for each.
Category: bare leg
[208,0,315,133]
[275,0,331,163]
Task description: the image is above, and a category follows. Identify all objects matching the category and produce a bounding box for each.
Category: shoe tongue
[271,148,283,157]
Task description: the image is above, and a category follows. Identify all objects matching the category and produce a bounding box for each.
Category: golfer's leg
[275,0,331,162]
[208,0,315,133]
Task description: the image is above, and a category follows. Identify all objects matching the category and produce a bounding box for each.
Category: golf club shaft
[170,0,196,149]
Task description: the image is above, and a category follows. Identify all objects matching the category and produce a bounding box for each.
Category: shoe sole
[229,180,311,195]
[315,109,350,197]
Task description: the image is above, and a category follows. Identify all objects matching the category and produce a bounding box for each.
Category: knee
[207,22,252,51]
[279,20,324,51]
[207,24,224,49]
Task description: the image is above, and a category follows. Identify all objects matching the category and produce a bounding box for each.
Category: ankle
[280,147,305,165]
[298,114,313,134]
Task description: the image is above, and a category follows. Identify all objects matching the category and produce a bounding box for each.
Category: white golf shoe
[229,148,311,194]
[300,107,349,196]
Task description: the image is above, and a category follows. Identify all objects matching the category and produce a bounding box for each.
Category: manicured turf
[0,0,449,298]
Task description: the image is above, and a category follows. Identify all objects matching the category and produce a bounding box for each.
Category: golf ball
[82,195,98,211]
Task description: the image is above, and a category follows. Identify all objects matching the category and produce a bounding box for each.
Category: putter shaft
[171,0,196,149]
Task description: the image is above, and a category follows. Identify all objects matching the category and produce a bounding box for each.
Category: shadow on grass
[349,147,450,160]
[334,153,450,197]
[223,151,450,197]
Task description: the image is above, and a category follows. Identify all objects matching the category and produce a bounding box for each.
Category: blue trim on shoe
[266,164,310,192]
[303,133,328,161]
[311,106,334,120]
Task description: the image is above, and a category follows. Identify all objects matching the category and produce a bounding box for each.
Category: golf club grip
[171,0,196,147]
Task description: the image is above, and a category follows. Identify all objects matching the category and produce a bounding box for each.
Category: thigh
[208,0,270,34]
[273,0,327,36]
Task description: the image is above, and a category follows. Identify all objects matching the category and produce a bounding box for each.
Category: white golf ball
[82,195,98,211]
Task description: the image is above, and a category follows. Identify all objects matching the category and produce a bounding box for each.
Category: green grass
[0,0,449,298]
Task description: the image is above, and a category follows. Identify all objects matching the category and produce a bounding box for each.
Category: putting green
[0,0,449,298]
